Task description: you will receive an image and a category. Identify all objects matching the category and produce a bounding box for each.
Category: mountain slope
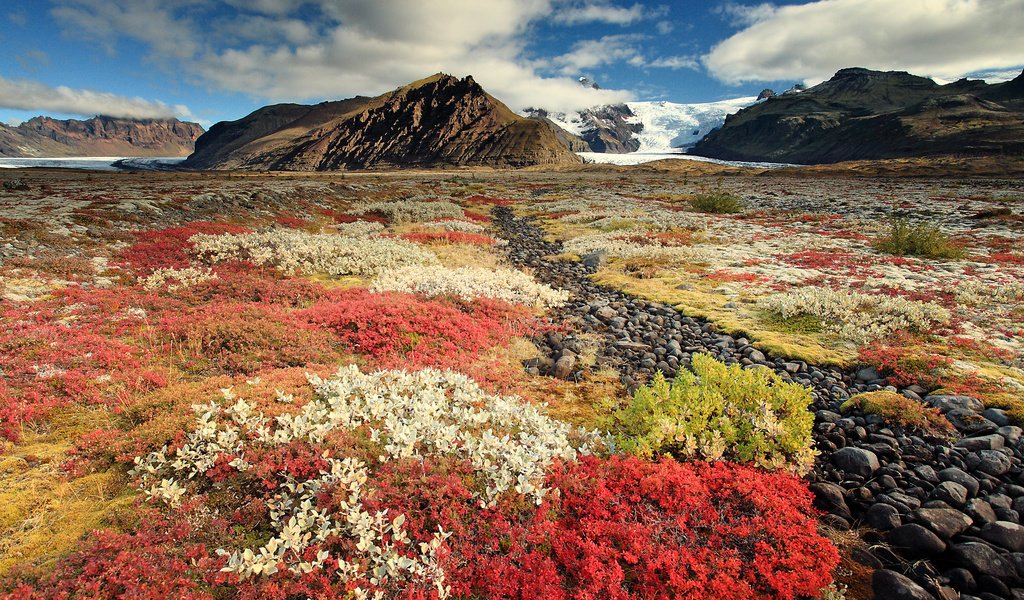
[184,74,580,170]
[0,116,204,157]
[689,68,1024,164]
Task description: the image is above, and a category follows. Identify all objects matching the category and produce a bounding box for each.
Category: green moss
[760,311,824,335]
[602,353,816,473]
[841,391,952,434]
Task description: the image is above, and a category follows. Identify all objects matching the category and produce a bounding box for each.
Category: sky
[1,0,1023,128]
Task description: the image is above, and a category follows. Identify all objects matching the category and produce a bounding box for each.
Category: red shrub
[301,289,528,369]
[400,232,497,246]
[463,212,492,223]
[274,216,311,228]
[185,265,328,308]
[120,222,249,272]
[465,195,514,206]
[161,302,339,375]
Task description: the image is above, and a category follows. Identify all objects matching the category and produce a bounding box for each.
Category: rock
[593,305,617,320]
[983,408,1012,427]
[939,468,981,497]
[748,348,766,363]
[933,481,969,507]
[947,409,999,436]
[957,434,1006,452]
[582,250,609,270]
[833,446,880,477]
[915,507,973,539]
[946,567,976,593]
[552,354,577,379]
[867,503,903,530]
[980,521,1024,552]
[810,482,851,518]
[873,569,937,599]
[857,365,882,382]
[970,449,1013,476]
[1000,426,1023,445]
[926,395,985,413]
[950,542,1019,579]
[966,499,999,525]
[888,523,947,557]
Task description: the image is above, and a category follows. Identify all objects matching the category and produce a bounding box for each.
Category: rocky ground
[1,168,1023,599]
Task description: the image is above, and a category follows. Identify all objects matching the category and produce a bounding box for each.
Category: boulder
[833,446,880,477]
[873,569,937,600]
[888,523,947,557]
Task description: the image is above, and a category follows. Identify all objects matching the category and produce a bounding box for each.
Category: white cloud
[554,34,646,74]
[0,75,193,120]
[713,2,777,26]
[655,20,674,34]
[553,2,646,25]
[51,0,635,114]
[705,0,1024,85]
[648,55,699,70]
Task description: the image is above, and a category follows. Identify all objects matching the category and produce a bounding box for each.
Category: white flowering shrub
[562,232,710,262]
[758,287,951,342]
[189,228,438,277]
[352,201,464,223]
[133,367,600,593]
[335,221,386,237]
[426,219,486,233]
[372,265,569,308]
[140,266,217,291]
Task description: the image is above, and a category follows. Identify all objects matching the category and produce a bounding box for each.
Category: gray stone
[971,449,1013,476]
[747,348,766,363]
[939,468,981,497]
[594,306,618,321]
[552,354,577,379]
[582,250,608,269]
[956,434,1006,452]
[867,503,902,531]
[915,507,974,539]
[947,408,998,436]
[857,365,882,382]
[983,408,1012,427]
[873,569,937,600]
[926,395,985,413]
[833,446,880,477]
[889,523,947,557]
[810,482,851,518]
[933,481,969,506]
[1000,426,1024,446]
[980,521,1024,552]
[951,542,1019,579]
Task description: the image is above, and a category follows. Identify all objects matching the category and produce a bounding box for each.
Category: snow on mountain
[538,97,758,154]
[625,97,757,152]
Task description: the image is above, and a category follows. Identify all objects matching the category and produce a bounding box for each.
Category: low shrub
[873,218,965,259]
[352,200,464,223]
[400,231,497,246]
[121,222,250,273]
[689,190,745,214]
[372,265,569,308]
[604,353,816,473]
[160,302,339,375]
[301,289,529,369]
[841,391,952,434]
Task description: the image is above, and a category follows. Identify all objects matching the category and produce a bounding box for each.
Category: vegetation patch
[873,218,965,259]
[841,391,953,434]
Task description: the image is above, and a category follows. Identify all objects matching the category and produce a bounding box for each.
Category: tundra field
[1,167,1023,599]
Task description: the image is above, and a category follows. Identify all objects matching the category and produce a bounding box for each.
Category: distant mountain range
[690,67,1024,164]
[0,116,204,158]
[182,74,579,170]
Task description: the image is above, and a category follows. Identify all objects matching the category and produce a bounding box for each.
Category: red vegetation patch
[121,222,249,273]
[161,302,339,375]
[274,216,311,228]
[465,194,514,206]
[364,455,839,600]
[185,265,328,308]
[319,209,389,224]
[301,289,528,369]
[400,231,497,246]
[462,212,492,224]
[705,270,764,284]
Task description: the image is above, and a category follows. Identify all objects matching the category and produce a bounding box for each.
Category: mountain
[0,116,204,158]
[689,67,1024,164]
[536,97,756,154]
[183,74,580,170]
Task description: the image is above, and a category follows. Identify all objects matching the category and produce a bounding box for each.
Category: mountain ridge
[689,67,1024,164]
[0,115,204,158]
[183,74,580,170]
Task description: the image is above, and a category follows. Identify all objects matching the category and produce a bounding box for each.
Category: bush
[372,265,569,308]
[301,289,529,369]
[121,222,250,273]
[873,218,965,259]
[689,190,745,214]
[841,391,952,434]
[604,353,816,473]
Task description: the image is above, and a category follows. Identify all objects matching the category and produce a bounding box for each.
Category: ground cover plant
[5,169,1023,598]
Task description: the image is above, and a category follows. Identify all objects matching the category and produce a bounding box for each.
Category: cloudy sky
[2,0,1023,127]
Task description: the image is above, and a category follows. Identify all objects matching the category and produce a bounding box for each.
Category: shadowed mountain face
[0,116,204,157]
[183,74,581,170]
[689,68,1024,164]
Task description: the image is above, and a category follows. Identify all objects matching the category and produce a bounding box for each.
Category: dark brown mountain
[183,74,581,170]
[0,116,204,157]
[689,67,1024,164]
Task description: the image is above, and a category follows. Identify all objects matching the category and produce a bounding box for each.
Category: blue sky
[2,0,1023,127]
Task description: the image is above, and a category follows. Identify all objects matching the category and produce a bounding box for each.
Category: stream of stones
[493,206,1024,600]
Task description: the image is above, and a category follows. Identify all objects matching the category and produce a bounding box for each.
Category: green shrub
[689,190,745,214]
[603,353,816,473]
[873,218,965,259]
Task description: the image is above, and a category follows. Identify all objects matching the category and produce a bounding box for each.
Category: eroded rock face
[690,67,1024,164]
[184,74,581,171]
[0,116,204,157]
